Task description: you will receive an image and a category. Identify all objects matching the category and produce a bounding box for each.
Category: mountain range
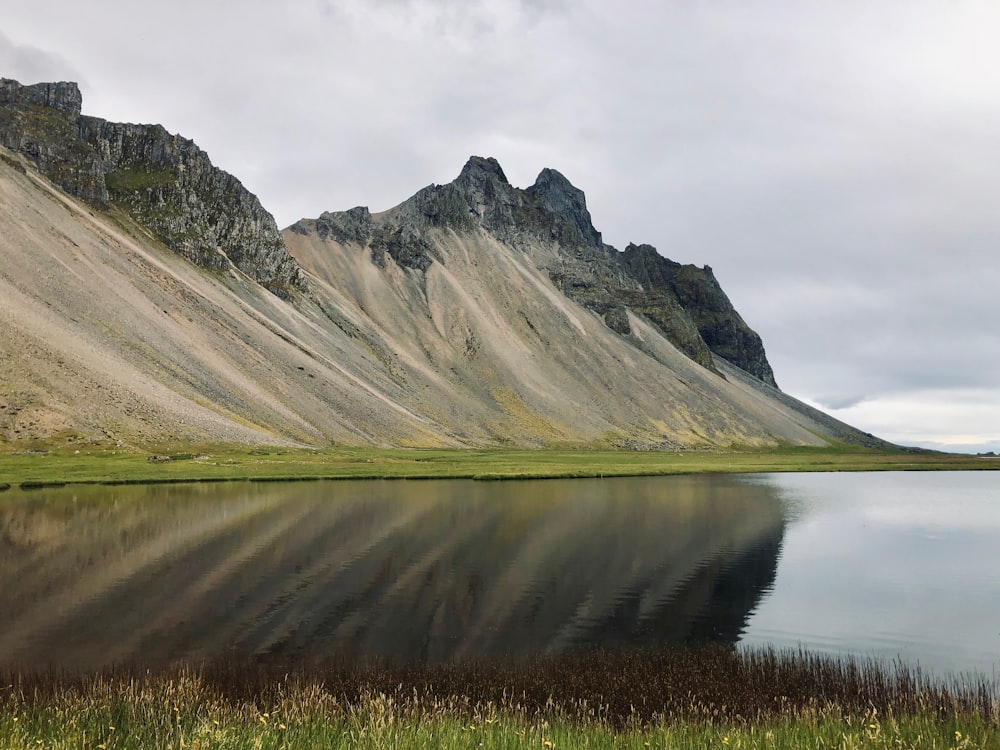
[0,78,883,450]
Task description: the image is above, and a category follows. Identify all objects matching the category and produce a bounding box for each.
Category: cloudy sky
[3,0,998,452]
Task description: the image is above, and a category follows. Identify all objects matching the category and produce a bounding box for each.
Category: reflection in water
[0,476,785,669]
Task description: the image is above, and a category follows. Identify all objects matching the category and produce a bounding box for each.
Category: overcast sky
[3,0,998,452]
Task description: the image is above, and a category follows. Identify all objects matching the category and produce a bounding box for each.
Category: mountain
[0,78,884,449]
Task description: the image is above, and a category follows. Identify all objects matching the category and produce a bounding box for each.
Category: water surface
[1,472,997,676]
[0,476,782,669]
[740,471,1000,676]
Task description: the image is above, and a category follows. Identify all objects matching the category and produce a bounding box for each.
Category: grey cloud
[320,0,568,38]
[0,32,85,85]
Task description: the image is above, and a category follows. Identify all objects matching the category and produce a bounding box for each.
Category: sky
[2,0,998,453]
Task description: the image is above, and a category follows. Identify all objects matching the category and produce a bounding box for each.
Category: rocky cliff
[0,78,304,297]
[621,244,777,386]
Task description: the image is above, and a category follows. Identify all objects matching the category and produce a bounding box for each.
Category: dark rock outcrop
[0,78,304,298]
[313,206,374,245]
[671,265,777,387]
[0,79,83,115]
[526,167,603,250]
[622,244,778,387]
[0,80,106,204]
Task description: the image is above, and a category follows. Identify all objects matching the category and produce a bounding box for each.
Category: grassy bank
[1,443,998,488]
[1,648,996,749]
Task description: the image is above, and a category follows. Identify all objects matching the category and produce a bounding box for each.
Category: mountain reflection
[0,476,785,669]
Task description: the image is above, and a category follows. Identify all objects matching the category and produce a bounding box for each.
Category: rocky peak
[0,78,105,204]
[382,156,605,253]
[455,155,510,194]
[448,155,523,229]
[0,79,82,117]
[440,159,775,385]
[0,78,305,298]
[527,168,602,250]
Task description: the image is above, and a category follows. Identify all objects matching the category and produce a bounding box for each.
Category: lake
[1,472,997,676]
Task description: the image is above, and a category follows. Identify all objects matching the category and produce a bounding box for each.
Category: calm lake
[1,472,997,676]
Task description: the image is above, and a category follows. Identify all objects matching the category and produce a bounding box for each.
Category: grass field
[1,648,996,749]
[1,443,998,489]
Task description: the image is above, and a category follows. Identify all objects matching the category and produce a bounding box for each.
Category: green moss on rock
[105,167,177,193]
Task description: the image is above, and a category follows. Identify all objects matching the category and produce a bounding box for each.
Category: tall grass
[1,647,996,749]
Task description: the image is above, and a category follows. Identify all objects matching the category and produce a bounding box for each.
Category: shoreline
[1,445,998,491]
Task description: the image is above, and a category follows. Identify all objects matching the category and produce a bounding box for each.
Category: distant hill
[0,78,885,449]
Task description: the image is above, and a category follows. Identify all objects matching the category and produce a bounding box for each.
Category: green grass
[0,442,997,489]
[1,648,996,749]
[105,167,177,192]
[3,698,994,750]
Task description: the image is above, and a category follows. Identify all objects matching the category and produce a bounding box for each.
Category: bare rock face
[0,79,304,298]
[526,167,603,249]
[622,244,778,388]
[0,79,82,115]
[667,265,778,388]
[310,206,374,245]
[0,80,106,204]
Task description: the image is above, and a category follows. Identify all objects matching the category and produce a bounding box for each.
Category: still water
[0,472,997,675]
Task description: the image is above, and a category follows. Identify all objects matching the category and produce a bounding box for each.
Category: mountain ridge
[0,78,886,449]
[295,155,776,386]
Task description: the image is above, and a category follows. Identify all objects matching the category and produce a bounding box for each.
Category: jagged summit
[456,155,510,187]
[288,156,611,272]
[527,166,602,250]
[363,156,602,248]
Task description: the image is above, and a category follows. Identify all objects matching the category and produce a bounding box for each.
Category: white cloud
[824,390,1000,452]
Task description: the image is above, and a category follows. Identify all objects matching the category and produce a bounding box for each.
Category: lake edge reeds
[1,647,996,749]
